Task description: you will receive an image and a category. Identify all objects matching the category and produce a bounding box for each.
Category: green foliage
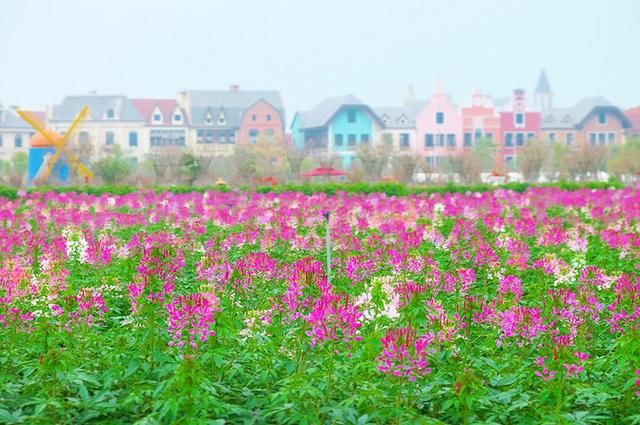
[93,147,132,185]
[0,180,626,200]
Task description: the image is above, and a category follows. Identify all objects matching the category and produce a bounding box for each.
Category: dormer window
[106,108,115,119]
[174,114,182,123]
[205,111,214,125]
[380,115,389,124]
[598,112,607,125]
[544,115,554,124]
[562,115,572,124]
[218,111,226,125]
[152,114,162,123]
[398,115,408,125]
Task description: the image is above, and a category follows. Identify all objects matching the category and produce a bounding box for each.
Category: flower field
[1,188,640,424]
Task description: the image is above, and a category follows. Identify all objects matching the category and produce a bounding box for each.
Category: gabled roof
[51,95,144,122]
[541,97,632,130]
[625,107,640,135]
[130,99,187,126]
[373,104,425,129]
[535,70,552,95]
[0,106,34,129]
[295,95,383,130]
[184,89,284,128]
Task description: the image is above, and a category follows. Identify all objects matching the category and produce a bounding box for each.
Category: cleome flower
[377,326,433,381]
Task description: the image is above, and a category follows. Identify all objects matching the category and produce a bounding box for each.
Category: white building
[0,103,34,162]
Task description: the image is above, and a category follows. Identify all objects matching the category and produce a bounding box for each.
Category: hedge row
[0,180,627,201]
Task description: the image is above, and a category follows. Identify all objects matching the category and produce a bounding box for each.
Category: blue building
[291,95,382,169]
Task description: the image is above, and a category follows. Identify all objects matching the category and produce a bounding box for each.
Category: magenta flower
[563,363,584,378]
[165,292,219,350]
[377,327,432,381]
[305,293,362,351]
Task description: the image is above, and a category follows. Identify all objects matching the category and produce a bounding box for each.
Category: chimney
[229,84,240,92]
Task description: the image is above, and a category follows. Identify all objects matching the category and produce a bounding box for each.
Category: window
[425,134,434,148]
[399,133,410,148]
[106,131,115,145]
[174,114,182,122]
[153,114,162,122]
[516,133,524,146]
[348,134,357,146]
[446,134,456,147]
[486,132,493,140]
[436,134,445,147]
[515,113,524,126]
[527,133,536,140]
[218,114,226,125]
[505,155,515,170]
[436,112,444,124]
[129,131,138,147]
[252,114,256,122]
[79,131,90,143]
[347,110,356,123]
[267,114,272,121]
[249,129,259,143]
[361,134,370,143]
[598,112,607,125]
[15,134,23,148]
[335,134,343,146]
[106,108,115,119]
[474,129,482,140]
[464,133,472,147]
[598,133,606,145]
[608,133,616,144]
[589,133,597,145]
[505,133,513,147]
[566,133,574,145]
[205,113,213,125]
[549,133,556,142]
[264,129,275,141]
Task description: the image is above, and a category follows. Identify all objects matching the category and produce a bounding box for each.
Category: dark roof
[295,95,383,130]
[184,90,284,127]
[535,70,552,95]
[51,95,144,122]
[541,97,632,130]
[0,106,32,129]
[373,103,426,129]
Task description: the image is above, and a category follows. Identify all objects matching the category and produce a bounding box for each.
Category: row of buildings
[1,71,639,172]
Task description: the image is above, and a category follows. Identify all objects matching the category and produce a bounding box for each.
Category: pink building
[238,99,285,145]
[461,90,501,149]
[499,89,541,171]
[416,82,463,170]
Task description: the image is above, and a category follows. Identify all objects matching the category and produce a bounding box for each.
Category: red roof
[130,99,187,126]
[626,107,640,135]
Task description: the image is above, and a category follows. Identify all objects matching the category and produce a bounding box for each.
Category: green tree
[94,146,132,185]
[8,152,28,187]
[180,153,200,185]
[473,137,497,173]
[608,137,640,180]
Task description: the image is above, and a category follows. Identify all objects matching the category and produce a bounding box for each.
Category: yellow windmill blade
[64,105,90,141]
[16,110,58,145]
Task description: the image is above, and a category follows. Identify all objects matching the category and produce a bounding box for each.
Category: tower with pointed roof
[534,69,553,110]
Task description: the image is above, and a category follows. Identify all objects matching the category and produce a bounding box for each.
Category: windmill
[17,106,93,184]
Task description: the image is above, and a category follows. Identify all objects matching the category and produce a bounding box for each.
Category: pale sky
[1,0,639,123]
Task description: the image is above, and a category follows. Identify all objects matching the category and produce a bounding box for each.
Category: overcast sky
[1,0,639,123]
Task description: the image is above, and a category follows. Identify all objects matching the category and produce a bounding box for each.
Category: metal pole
[323,211,331,284]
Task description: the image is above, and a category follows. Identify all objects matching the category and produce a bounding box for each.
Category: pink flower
[166,292,219,350]
[574,352,589,362]
[377,327,432,381]
[535,368,557,381]
[563,363,584,378]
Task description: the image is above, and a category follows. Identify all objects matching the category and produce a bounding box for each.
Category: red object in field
[302,167,348,177]
[260,176,277,186]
